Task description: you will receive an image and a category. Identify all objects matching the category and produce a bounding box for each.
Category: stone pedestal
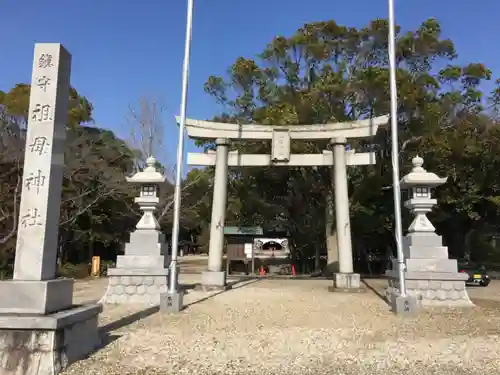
[385,233,472,307]
[0,304,102,375]
[101,230,169,305]
[0,278,73,314]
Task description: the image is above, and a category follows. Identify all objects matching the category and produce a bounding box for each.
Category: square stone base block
[329,273,365,293]
[385,271,474,307]
[0,278,74,315]
[0,304,102,375]
[100,268,169,305]
[390,294,421,315]
[199,271,227,291]
[159,291,184,313]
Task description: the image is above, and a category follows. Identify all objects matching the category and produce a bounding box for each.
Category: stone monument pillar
[202,138,230,290]
[101,157,169,305]
[330,137,361,291]
[385,156,473,307]
[0,43,102,375]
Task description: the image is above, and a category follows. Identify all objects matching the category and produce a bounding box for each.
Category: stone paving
[62,276,500,375]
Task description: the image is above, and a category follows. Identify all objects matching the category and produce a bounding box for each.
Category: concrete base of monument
[328,273,365,293]
[196,271,228,291]
[385,270,474,308]
[389,293,421,315]
[100,268,169,305]
[0,278,74,315]
[159,291,185,313]
[0,303,102,375]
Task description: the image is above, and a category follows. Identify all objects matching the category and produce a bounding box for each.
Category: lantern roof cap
[400,155,447,189]
[126,156,166,184]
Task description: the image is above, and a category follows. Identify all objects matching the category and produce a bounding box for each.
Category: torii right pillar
[329,137,363,292]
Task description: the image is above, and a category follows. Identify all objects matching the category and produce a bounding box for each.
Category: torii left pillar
[329,137,363,292]
[201,138,230,290]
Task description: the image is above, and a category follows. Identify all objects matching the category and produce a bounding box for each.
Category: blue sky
[2,0,499,168]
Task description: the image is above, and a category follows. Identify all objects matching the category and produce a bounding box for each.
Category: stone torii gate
[179,115,389,291]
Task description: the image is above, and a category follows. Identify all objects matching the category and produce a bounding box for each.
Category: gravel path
[63,278,500,375]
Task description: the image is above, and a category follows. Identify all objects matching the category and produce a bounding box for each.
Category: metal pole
[388,0,407,297]
[168,0,194,294]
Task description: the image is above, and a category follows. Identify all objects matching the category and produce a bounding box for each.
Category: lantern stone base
[385,271,473,307]
[100,268,169,305]
[386,230,474,308]
[0,304,102,375]
[125,230,169,262]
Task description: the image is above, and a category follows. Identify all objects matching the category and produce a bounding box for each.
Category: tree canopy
[0,84,138,272]
[202,17,500,268]
[2,17,500,277]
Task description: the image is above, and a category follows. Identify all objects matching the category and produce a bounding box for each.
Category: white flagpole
[169,0,195,294]
[388,0,407,296]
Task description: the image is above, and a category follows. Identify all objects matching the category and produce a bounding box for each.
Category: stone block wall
[0,312,100,375]
[101,275,168,305]
[386,277,473,307]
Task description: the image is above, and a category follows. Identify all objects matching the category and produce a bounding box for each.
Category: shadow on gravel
[470,298,500,309]
[97,306,160,350]
[96,278,262,349]
[97,281,198,335]
[362,279,390,305]
[98,333,121,349]
[100,305,160,334]
[184,277,262,309]
[178,282,197,292]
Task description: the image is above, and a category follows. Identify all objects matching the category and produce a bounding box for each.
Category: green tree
[0,84,137,275]
[202,18,500,271]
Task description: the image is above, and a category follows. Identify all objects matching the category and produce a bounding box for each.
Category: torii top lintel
[176,115,389,140]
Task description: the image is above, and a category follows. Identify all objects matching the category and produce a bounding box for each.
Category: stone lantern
[385,156,473,307]
[400,155,447,234]
[101,156,170,305]
[126,157,165,231]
